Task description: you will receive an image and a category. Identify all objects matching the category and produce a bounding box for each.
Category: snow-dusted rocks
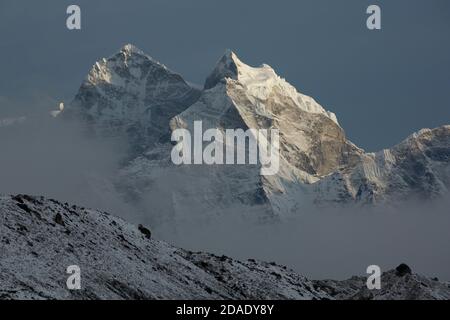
[0,194,327,300]
[314,264,450,300]
[1,195,449,300]
[313,125,450,204]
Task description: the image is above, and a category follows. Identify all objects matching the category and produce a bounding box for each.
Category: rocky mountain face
[313,125,450,205]
[65,44,201,155]
[63,45,450,219]
[1,194,449,300]
[166,51,365,217]
[314,264,450,300]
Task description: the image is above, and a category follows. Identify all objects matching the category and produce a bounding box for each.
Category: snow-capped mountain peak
[205,50,338,124]
[66,44,201,153]
[120,43,147,56]
[165,50,364,217]
[204,49,240,89]
[86,44,173,88]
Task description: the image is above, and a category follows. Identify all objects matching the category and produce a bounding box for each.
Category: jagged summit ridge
[113,44,173,74]
[313,125,450,204]
[204,49,240,89]
[66,44,201,153]
[174,50,358,180]
[87,44,180,88]
[120,43,147,56]
[204,49,338,124]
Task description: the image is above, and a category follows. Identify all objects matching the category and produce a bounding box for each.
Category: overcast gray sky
[1,0,449,151]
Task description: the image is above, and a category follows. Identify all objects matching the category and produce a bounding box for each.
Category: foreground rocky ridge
[1,195,449,300]
[314,264,450,300]
[0,194,326,299]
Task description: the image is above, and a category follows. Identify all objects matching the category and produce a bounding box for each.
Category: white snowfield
[1,194,449,300]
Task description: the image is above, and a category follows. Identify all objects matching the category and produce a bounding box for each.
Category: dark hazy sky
[1,0,449,151]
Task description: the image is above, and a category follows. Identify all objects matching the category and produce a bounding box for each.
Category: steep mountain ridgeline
[64,44,201,155]
[1,194,449,300]
[0,194,327,300]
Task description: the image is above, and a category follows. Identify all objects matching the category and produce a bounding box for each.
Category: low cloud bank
[156,199,450,281]
[0,107,132,217]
